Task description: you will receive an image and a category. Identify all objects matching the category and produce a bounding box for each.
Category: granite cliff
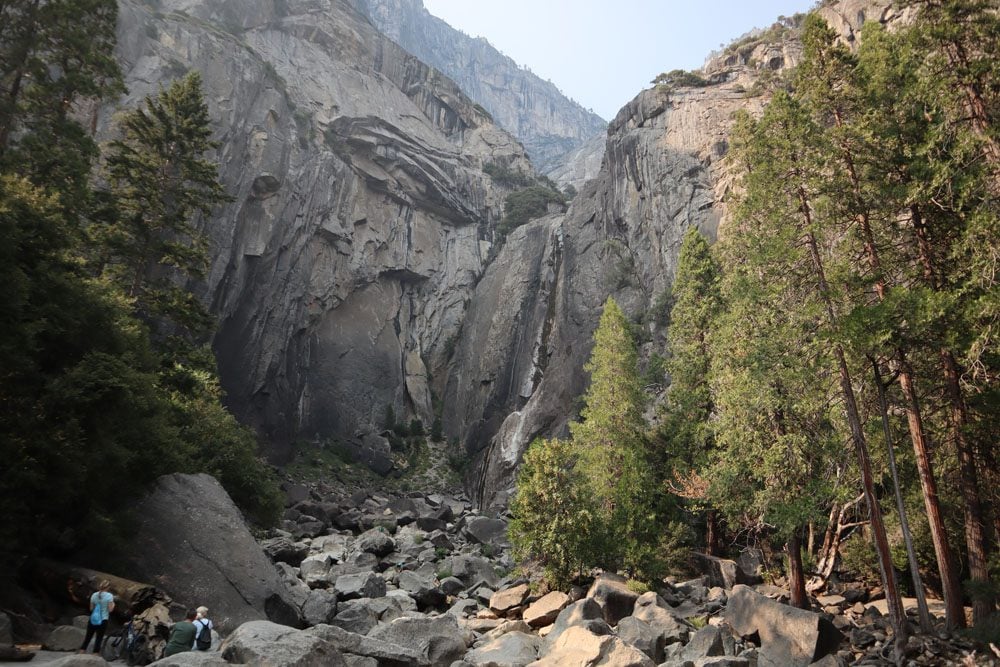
[358,0,608,187]
[107,0,535,459]
[452,0,904,505]
[105,0,898,498]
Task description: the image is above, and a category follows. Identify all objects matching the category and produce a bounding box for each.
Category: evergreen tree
[797,15,965,629]
[658,226,722,553]
[103,71,229,344]
[570,297,661,577]
[508,438,594,588]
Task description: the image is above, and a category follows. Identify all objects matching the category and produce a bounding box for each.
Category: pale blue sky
[423,0,816,120]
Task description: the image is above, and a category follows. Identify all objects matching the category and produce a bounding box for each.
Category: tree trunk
[29,558,170,616]
[941,349,995,624]
[799,218,908,647]
[873,357,934,633]
[706,510,720,557]
[788,531,809,610]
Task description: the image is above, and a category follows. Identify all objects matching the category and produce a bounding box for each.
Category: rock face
[450,1,902,506]
[107,0,533,460]
[119,473,303,632]
[358,0,607,183]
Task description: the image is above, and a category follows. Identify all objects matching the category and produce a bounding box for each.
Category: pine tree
[797,15,964,630]
[103,71,229,344]
[0,0,123,202]
[659,226,722,554]
[570,297,661,577]
[508,438,594,588]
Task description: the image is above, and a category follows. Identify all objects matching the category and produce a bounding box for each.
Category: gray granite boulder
[617,616,665,663]
[44,625,86,651]
[522,591,571,628]
[691,553,761,590]
[587,573,638,625]
[148,652,235,666]
[331,599,380,635]
[307,623,426,666]
[726,584,841,667]
[543,598,609,648]
[631,592,692,646]
[335,572,387,601]
[449,555,500,589]
[302,589,339,626]
[120,473,302,631]
[220,620,345,666]
[368,615,468,667]
[465,631,540,666]
[355,529,396,558]
[533,625,654,666]
[462,516,508,546]
[397,571,446,610]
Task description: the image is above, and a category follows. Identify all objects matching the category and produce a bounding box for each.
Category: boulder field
[7,474,991,666]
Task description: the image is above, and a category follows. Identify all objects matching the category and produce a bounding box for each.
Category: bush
[497,185,566,241]
[652,69,709,89]
[508,438,594,588]
[840,533,880,584]
[483,162,533,188]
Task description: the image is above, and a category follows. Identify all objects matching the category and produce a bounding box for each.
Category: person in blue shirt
[78,580,115,654]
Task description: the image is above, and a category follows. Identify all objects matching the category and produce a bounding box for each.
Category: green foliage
[497,185,565,241]
[840,533,881,585]
[652,69,709,89]
[409,418,424,437]
[509,437,594,588]
[482,161,533,188]
[0,20,279,568]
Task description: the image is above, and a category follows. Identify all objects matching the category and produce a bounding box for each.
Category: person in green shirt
[163,609,198,657]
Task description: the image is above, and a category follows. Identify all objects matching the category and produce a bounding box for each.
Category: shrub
[652,69,710,89]
[508,437,594,588]
[497,185,566,241]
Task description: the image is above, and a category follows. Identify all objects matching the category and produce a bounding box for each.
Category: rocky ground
[7,473,998,667]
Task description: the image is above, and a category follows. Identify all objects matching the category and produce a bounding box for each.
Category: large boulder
[307,623,426,666]
[44,625,86,651]
[302,589,339,626]
[532,624,654,666]
[37,656,107,666]
[726,584,842,667]
[220,620,346,666]
[368,615,468,667]
[120,473,303,632]
[690,554,761,590]
[462,516,509,546]
[148,653,234,666]
[354,529,397,558]
[449,555,500,589]
[489,584,530,617]
[335,572,387,601]
[523,591,571,628]
[543,598,609,648]
[586,574,638,626]
[630,593,692,647]
[466,631,541,666]
[617,616,664,663]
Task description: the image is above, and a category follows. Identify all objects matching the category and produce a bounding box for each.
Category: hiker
[78,579,114,654]
[163,609,197,657]
[192,605,213,650]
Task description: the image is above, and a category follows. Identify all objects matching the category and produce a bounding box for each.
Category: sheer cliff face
[448,80,765,506]
[453,1,901,506]
[358,0,607,185]
[110,0,531,457]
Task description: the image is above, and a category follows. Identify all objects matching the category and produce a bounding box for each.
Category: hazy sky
[423,0,816,120]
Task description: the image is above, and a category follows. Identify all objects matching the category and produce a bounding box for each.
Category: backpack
[194,620,211,650]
